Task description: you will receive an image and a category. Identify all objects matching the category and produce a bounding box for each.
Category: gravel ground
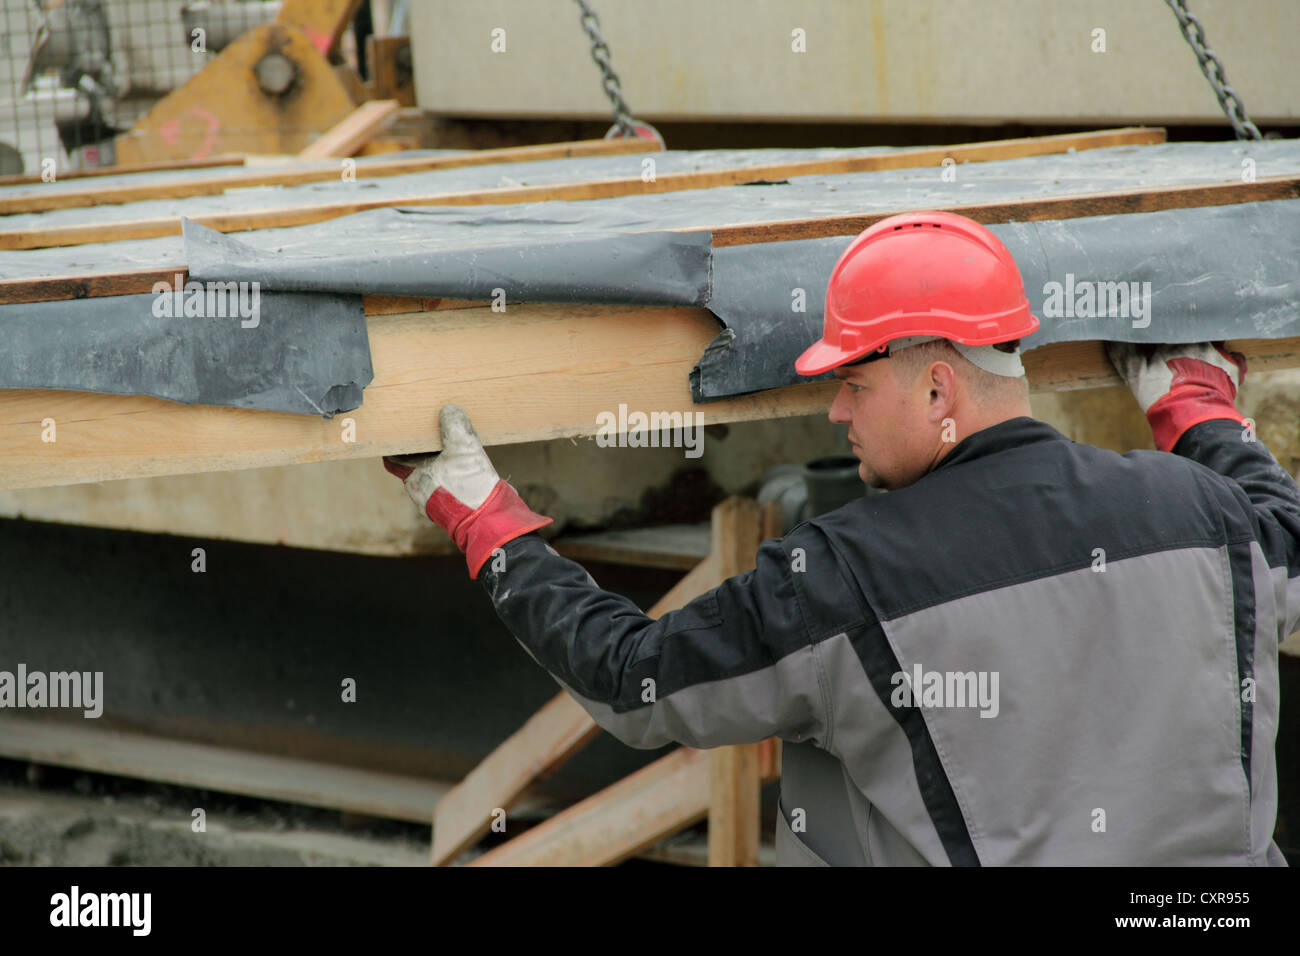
[0,759,430,866]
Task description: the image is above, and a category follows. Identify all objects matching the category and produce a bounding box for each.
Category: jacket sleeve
[1174,418,1300,637]
[477,530,832,750]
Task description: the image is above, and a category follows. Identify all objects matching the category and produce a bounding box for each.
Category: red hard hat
[795,211,1039,376]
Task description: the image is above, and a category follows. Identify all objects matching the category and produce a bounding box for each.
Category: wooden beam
[468,734,782,866]
[706,175,1300,246]
[0,138,663,216]
[467,746,711,866]
[0,296,1295,492]
[552,522,710,571]
[1021,337,1300,393]
[0,155,244,189]
[298,100,401,159]
[441,499,780,867]
[0,128,1169,249]
[0,263,484,309]
[0,303,834,492]
[0,715,484,824]
[709,743,762,866]
[706,497,765,867]
[430,549,723,866]
[430,693,599,866]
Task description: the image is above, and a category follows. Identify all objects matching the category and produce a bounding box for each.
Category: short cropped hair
[889,339,1029,405]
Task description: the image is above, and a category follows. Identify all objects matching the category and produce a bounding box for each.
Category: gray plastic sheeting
[695,198,1300,400]
[0,290,371,416]
[183,218,713,305]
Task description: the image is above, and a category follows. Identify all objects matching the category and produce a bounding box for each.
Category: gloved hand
[383,404,552,579]
[1105,341,1248,452]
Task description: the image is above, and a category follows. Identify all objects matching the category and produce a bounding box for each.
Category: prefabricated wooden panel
[0,303,833,491]
[0,293,1294,492]
[411,0,1298,125]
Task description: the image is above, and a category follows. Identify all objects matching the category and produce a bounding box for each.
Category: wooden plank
[467,734,782,866]
[0,302,835,492]
[298,100,401,159]
[0,128,1168,249]
[430,694,600,866]
[1021,337,1300,393]
[467,747,712,866]
[757,501,785,789]
[0,267,483,310]
[706,176,1300,246]
[0,714,474,824]
[709,744,762,866]
[0,156,244,188]
[0,138,663,215]
[706,497,764,867]
[552,522,711,570]
[430,549,722,866]
[0,297,1295,492]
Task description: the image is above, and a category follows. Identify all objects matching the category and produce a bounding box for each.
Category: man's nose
[828,384,851,424]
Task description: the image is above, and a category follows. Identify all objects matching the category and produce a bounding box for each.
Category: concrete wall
[411,0,1296,125]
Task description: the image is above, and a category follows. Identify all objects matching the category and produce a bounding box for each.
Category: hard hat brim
[795,311,1041,377]
[794,339,871,376]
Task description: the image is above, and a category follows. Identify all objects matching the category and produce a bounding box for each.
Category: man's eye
[850,384,864,393]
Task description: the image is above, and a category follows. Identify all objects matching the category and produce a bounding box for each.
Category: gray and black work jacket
[481,416,1299,865]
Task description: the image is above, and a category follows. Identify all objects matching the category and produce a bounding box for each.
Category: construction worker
[384,210,1298,865]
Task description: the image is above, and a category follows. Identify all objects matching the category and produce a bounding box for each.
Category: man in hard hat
[385,210,1298,865]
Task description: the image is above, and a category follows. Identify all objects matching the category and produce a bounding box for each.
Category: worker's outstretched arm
[1108,342,1300,636]
[383,405,830,750]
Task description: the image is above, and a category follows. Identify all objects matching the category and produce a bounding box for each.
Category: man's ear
[926,361,958,422]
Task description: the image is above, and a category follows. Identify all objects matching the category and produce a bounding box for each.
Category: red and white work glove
[1105,341,1248,452]
[383,404,552,579]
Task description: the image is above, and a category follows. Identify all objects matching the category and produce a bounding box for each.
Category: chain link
[1163,0,1262,140]
[572,0,637,138]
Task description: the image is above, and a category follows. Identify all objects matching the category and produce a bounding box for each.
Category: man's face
[828,356,938,491]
